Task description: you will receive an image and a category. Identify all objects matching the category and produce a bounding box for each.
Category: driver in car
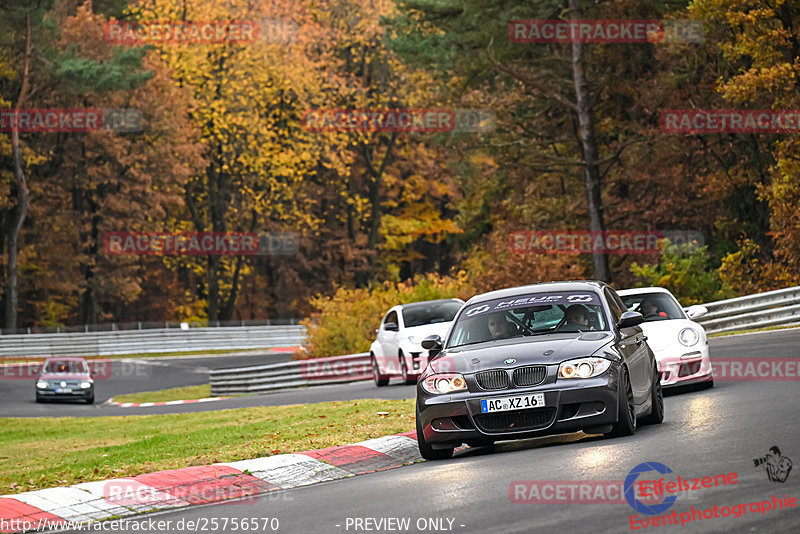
[563,305,595,331]
[640,299,667,319]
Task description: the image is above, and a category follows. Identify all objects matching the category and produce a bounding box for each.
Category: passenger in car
[487,314,514,340]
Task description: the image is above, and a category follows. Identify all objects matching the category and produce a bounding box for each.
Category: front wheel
[606,367,636,438]
[416,409,454,460]
[640,366,664,426]
[400,354,416,385]
[371,355,389,387]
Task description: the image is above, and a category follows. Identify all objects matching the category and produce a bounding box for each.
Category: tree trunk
[569,0,611,282]
[365,131,398,250]
[6,14,32,330]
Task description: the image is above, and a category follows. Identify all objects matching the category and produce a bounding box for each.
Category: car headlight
[421,373,467,395]
[80,381,92,389]
[678,327,699,347]
[558,358,611,379]
[36,381,48,389]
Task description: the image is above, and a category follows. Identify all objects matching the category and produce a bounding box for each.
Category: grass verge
[0,398,415,495]
[110,385,217,404]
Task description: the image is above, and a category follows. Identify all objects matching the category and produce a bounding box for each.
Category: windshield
[620,292,686,322]
[402,301,462,328]
[448,291,608,348]
[42,360,89,374]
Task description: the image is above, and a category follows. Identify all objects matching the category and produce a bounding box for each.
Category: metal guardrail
[693,286,800,334]
[0,325,306,357]
[0,318,301,336]
[210,353,370,396]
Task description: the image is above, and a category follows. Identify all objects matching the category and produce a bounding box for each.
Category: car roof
[464,280,609,306]
[616,287,673,296]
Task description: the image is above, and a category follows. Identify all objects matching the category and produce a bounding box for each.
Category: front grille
[475,370,509,390]
[474,407,556,433]
[513,365,547,386]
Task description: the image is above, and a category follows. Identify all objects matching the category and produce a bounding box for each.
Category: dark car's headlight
[80,381,93,389]
[36,381,48,389]
[421,373,467,394]
[558,358,611,379]
[678,327,699,347]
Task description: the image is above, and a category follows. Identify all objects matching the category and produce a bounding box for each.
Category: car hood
[38,373,91,380]
[431,332,615,374]
[638,319,705,351]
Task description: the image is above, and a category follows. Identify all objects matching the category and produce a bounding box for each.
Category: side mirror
[686,305,708,320]
[383,322,399,332]
[421,334,443,353]
[617,311,644,329]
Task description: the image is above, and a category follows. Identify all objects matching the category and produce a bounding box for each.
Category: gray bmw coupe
[416,281,663,460]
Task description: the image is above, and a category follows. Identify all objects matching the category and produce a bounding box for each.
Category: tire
[85,394,95,405]
[640,366,664,426]
[371,355,389,387]
[606,367,636,438]
[35,396,44,404]
[400,353,416,385]
[416,409,454,460]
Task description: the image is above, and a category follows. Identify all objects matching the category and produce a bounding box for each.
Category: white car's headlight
[421,373,467,395]
[80,381,93,389]
[407,336,420,344]
[678,328,699,347]
[558,358,611,379]
[36,381,48,389]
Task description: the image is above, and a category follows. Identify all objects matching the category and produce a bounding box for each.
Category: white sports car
[618,287,713,389]
[370,299,464,386]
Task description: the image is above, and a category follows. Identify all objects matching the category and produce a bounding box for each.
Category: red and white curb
[105,397,230,408]
[0,431,421,533]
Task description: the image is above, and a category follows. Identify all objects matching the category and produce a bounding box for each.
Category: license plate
[55,387,72,393]
[480,393,545,413]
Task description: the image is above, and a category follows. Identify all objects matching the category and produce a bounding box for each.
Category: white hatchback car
[618,287,714,389]
[370,299,464,386]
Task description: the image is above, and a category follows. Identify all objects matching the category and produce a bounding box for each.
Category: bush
[629,240,731,305]
[299,271,473,358]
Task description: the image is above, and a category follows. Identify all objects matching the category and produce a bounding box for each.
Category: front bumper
[417,364,621,448]
[36,387,93,400]
[653,345,712,388]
